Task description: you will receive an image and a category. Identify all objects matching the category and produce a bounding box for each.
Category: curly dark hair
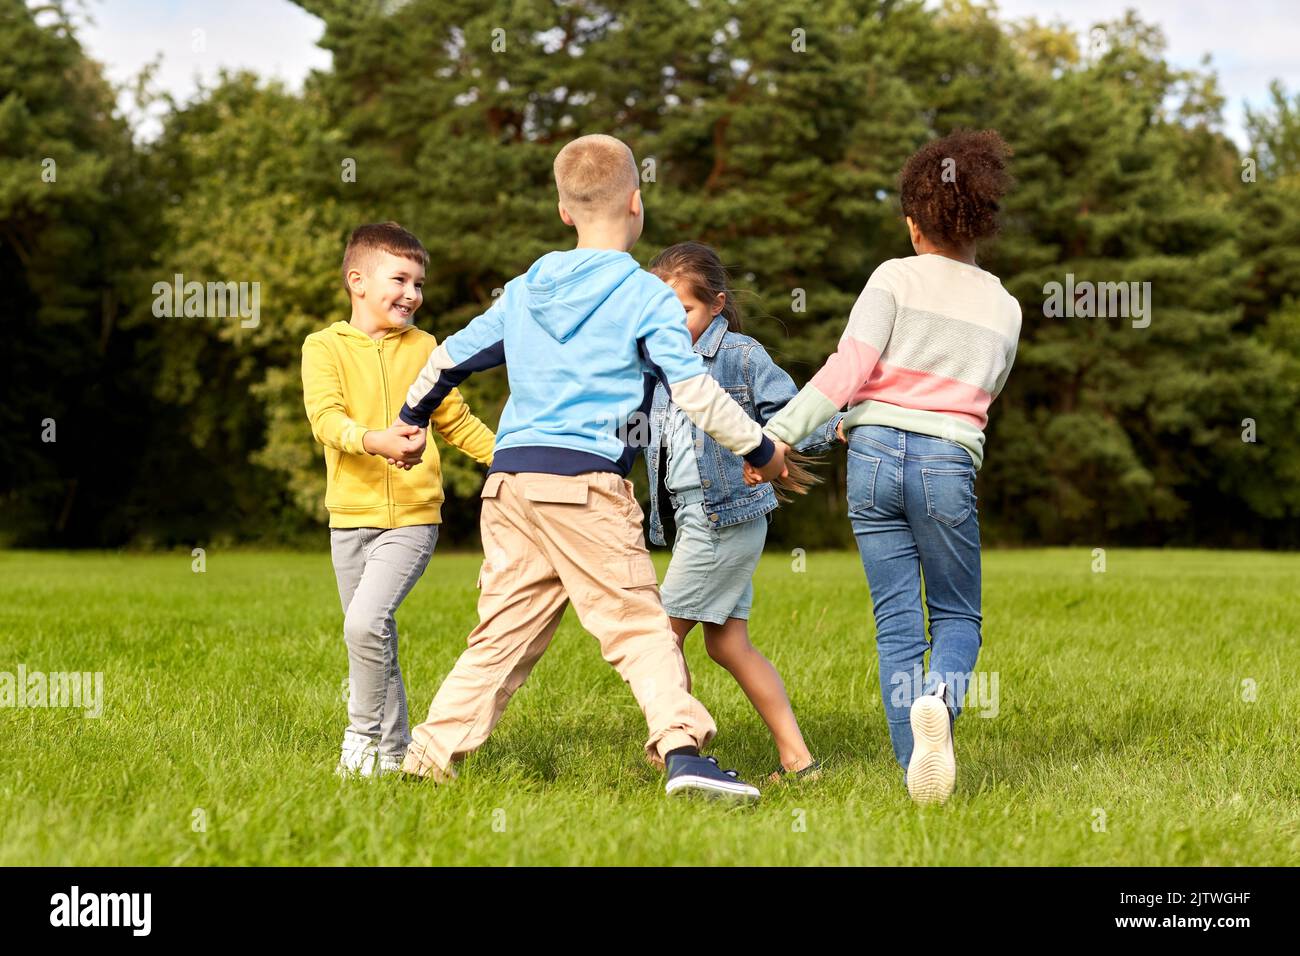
[898,129,1013,250]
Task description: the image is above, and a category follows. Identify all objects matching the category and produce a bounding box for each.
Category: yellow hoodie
[302,321,495,528]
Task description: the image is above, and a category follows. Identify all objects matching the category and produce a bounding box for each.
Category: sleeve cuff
[763,416,797,446]
[343,423,370,456]
[398,404,426,428]
[829,413,846,443]
[742,433,775,468]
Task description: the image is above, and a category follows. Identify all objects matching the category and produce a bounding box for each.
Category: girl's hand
[744,440,790,485]
[836,419,846,443]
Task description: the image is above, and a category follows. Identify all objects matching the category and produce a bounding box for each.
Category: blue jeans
[846,425,982,771]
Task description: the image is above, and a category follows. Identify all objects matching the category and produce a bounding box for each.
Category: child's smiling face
[664,277,724,343]
[349,251,425,336]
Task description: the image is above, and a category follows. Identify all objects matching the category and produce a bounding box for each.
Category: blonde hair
[553,134,639,220]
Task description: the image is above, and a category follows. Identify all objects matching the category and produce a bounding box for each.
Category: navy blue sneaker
[665,754,760,804]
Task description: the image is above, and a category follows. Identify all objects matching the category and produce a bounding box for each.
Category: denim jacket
[644,314,843,546]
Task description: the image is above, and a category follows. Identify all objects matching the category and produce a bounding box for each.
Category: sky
[990,0,1300,143]
[72,0,1300,145]
[72,0,330,136]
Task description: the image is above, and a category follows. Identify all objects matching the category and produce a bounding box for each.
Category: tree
[139,72,351,541]
[0,0,159,545]
[5,0,1296,548]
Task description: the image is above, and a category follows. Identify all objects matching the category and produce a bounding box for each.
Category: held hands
[742,439,791,486]
[388,424,427,469]
[363,424,426,470]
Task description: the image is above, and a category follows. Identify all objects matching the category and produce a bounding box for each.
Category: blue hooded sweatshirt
[399,249,774,477]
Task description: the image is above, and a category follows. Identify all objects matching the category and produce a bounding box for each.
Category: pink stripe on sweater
[850,363,991,427]
[808,338,882,408]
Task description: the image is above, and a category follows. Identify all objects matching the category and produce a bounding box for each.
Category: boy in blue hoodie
[396,134,789,802]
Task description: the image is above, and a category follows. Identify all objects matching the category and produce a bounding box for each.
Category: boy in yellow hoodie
[302,222,495,777]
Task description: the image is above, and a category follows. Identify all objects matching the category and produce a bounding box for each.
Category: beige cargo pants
[402,471,716,779]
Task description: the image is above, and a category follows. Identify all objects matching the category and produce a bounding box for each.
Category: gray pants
[330,524,438,759]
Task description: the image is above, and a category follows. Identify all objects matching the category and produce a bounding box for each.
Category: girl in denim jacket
[645,242,841,782]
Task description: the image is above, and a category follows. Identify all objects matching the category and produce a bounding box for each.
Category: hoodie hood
[523,249,641,343]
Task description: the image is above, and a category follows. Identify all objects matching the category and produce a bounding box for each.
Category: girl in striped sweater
[758,130,1020,804]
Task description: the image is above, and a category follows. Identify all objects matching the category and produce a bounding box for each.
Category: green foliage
[0,0,160,545]
[3,0,1298,547]
[141,73,350,528]
[1246,81,1300,179]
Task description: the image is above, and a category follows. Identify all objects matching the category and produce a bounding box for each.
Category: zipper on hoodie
[377,336,393,527]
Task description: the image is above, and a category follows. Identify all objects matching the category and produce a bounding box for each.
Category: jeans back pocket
[921,467,974,527]
[847,449,881,515]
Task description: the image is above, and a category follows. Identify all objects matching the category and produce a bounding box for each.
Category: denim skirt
[659,489,767,625]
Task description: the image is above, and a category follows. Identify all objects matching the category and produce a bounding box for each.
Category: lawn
[0,548,1296,866]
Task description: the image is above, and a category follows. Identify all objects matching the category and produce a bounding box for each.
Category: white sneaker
[907,683,956,805]
[377,753,405,776]
[336,730,378,778]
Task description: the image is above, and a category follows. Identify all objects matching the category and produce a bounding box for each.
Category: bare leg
[703,618,813,771]
[669,616,698,693]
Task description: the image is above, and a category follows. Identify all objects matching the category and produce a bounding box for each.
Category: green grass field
[1,548,1297,866]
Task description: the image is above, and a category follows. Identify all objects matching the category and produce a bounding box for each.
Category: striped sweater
[764,254,1021,469]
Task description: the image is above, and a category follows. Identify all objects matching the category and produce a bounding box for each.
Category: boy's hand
[387,424,425,469]
[397,424,427,467]
[363,425,425,469]
[744,440,789,485]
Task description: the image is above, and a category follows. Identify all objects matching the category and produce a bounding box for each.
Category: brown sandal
[766,758,823,784]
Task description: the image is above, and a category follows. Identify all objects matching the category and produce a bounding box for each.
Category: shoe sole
[665,774,761,805]
[907,696,955,806]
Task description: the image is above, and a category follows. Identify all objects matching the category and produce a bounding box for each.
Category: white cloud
[985,0,1300,145]
[75,0,331,138]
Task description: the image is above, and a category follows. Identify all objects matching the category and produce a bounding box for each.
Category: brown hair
[341,221,429,295]
[898,129,1013,250]
[648,241,742,332]
[650,241,821,499]
[553,134,639,220]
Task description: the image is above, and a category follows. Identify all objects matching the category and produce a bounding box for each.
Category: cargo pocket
[605,551,662,614]
[615,476,644,522]
[481,472,506,500]
[520,475,589,505]
[922,467,974,527]
[477,472,515,595]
